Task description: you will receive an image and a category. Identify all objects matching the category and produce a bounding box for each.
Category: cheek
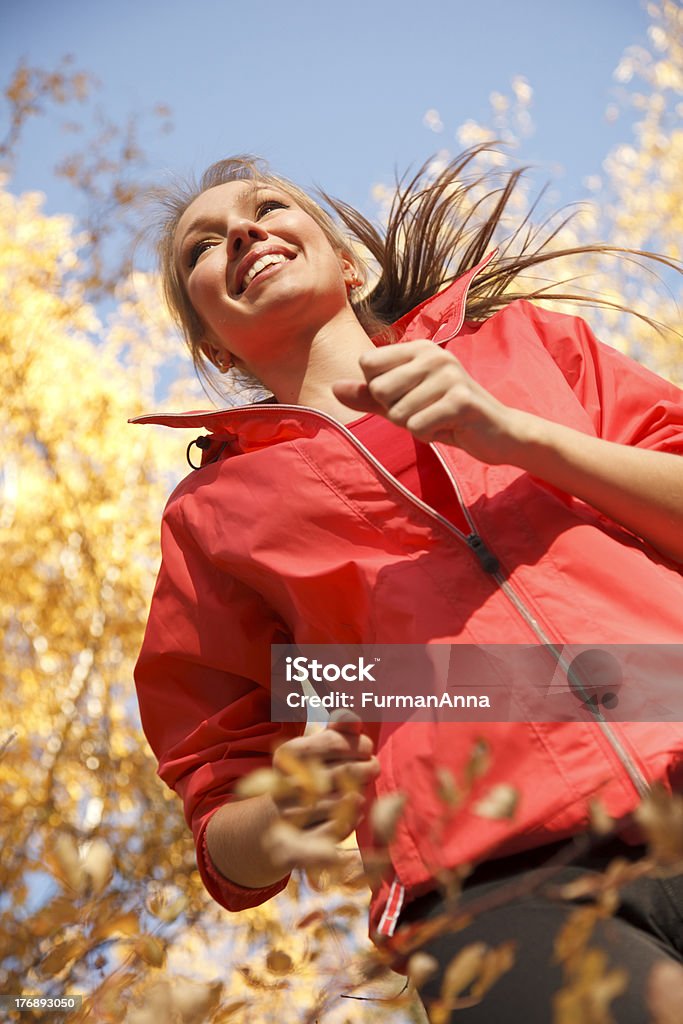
[304,236,346,283]
[187,261,224,318]
[286,214,340,265]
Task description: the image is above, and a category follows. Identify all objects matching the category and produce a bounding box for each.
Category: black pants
[397,837,683,1023]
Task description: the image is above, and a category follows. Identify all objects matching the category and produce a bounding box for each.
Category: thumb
[332,379,384,415]
[327,709,363,736]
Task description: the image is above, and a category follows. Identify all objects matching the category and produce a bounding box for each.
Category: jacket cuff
[196,814,290,911]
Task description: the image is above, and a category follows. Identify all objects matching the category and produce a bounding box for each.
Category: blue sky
[2,0,652,224]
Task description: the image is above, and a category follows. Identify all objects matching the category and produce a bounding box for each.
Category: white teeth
[242,252,288,291]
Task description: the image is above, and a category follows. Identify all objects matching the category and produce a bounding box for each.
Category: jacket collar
[129,250,496,433]
[392,248,496,346]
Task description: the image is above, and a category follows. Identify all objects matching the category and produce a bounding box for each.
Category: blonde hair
[151,145,678,396]
[153,156,390,392]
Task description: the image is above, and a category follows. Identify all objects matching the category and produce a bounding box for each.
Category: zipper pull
[466,533,500,574]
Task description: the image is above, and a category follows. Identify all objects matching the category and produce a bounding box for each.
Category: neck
[243,306,376,424]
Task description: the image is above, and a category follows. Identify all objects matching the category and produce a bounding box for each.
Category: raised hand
[333,339,527,466]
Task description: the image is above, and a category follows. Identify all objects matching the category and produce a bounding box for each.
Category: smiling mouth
[240,253,294,293]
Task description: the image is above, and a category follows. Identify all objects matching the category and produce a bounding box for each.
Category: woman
[133,148,683,1021]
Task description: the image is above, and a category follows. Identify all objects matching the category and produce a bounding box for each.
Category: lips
[235,247,296,294]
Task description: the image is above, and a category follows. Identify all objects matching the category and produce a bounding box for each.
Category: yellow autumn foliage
[2,4,682,1022]
[0,171,407,1024]
[408,0,683,382]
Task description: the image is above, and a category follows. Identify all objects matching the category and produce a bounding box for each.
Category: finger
[281,796,343,828]
[276,759,378,827]
[358,339,434,378]
[324,715,375,758]
[328,710,363,734]
[365,361,437,411]
[382,375,455,427]
[281,726,374,763]
[404,393,468,442]
[276,752,377,802]
[329,756,380,788]
[298,817,353,849]
[326,728,376,761]
[332,379,385,414]
[263,819,342,872]
[281,790,366,833]
[326,715,367,755]
[333,363,436,416]
[334,343,452,412]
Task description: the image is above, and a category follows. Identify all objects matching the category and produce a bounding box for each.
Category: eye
[188,238,218,269]
[256,198,289,217]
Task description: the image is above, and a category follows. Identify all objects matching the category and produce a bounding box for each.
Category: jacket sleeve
[134,489,304,911]
[518,300,683,453]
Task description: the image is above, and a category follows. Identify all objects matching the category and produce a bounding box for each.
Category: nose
[227,217,268,257]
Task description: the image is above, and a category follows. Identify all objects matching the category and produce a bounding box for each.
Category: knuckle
[358,348,375,365]
[358,349,381,372]
[386,404,408,426]
[272,740,296,765]
[358,735,375,755]
[316,729,345,752]
[368,378,391,404]
[406,418,432,443]
[448,381,472,409]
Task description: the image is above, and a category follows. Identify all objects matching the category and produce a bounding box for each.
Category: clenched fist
[333,339,530,466]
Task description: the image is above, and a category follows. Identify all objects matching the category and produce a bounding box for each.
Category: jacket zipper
[428,444,650,797]
[162,401,650,798]
[287,405,648,798]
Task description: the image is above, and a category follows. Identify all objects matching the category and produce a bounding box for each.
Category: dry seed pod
[274,749,331,799]
[53,834,86,894]
[81,837,113,893]
[407,951,439,989]
[435,766,461,808]
[370,792,407,844]
[464,738,491,786]
[235,767,288,800]
[470,941,516,999]
[265,949,294,976]
[441,941,487,1003]
[588,797,614,836]
[634,784,683,866]
[134,934,166,968]
[473,784,518,821]
[172,978,223,1023]
[263,821,338,870]
[331,792,361,837]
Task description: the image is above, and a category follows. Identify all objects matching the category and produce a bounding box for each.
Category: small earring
[215,353,232,373]
[347,275,363,291]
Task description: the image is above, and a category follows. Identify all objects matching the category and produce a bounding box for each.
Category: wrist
[495,407,550,468]
[504,411,597,484]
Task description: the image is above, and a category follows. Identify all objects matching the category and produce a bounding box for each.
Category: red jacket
[132,254,683,939]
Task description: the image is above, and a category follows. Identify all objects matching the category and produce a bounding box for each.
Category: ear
[340,253,362,290]
[199,338,220,367]
[200,338,232,373]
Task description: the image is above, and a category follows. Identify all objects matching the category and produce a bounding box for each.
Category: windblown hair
[151,144,677,395]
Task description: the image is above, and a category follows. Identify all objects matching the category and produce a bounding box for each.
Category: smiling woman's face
[173,179,356,373]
